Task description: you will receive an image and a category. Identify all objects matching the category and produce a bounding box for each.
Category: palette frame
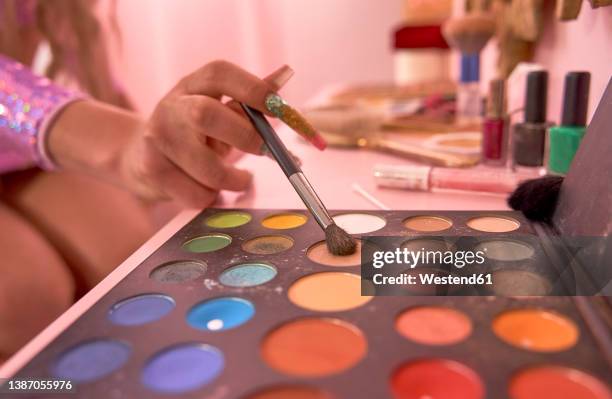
[5,208,611,399]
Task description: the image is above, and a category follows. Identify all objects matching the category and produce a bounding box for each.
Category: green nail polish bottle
[548,72,590,175]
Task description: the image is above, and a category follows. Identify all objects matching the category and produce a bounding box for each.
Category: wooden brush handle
[373,138,479,167]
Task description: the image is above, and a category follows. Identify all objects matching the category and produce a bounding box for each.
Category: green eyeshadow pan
[182,234,232,253]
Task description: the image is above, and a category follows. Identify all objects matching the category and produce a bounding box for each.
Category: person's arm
[47,60,293,207]
[0,54,84,173]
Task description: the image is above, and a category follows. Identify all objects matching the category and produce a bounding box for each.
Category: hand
[49,61,293,208]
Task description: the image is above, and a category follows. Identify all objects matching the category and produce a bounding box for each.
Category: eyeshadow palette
[6,209,612,399]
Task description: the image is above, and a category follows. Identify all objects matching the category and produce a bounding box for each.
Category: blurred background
[106,0,611,119]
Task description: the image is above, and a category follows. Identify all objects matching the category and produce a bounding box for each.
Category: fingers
[265,65,294,91]
[224,64,294,117]
[130,144,219,208]
[180,60,289,115]
[182,95,263,154]
[158,166,219,209]
[146,123,253,193]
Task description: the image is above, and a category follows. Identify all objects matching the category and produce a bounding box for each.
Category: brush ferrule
[289,172,334,229]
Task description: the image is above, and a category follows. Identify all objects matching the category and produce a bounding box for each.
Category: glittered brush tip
[265,93,327,150]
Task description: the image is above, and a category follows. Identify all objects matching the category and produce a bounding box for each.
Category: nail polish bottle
[456,54,481,124]
[481,79,508,165]
[548,72,590,175]
[513,71,551,168]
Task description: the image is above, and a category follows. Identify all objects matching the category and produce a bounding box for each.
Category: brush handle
[240,104,300,177]
[240,103,334,230]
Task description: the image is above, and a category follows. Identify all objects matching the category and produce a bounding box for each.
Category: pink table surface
[0,115,509,379]
[222,128,508,211]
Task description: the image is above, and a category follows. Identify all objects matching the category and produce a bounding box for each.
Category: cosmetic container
[481,79,508,166]
[393,25,450,85]
[373,164,541,194]
[548,72,590,175]
[513,71,551,168]
[456,54,481,124]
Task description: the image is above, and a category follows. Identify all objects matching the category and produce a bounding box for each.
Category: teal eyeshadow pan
[219,263,277,287]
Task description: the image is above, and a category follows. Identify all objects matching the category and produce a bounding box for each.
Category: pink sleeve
[0,54,85,173]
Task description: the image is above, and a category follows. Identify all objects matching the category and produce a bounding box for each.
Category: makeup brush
[240,103,356,256]
[442,12,496,55]
[508,175,564,222]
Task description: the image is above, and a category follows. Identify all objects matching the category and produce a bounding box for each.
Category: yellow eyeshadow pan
[261,213,307,229]
[205,211,251,228]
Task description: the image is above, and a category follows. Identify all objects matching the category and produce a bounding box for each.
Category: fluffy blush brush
[442,12,496,54]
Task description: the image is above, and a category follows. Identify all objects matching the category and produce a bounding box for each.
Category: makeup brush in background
[442,11,496,124]
[442,12,496,55]
[240,103,357,256]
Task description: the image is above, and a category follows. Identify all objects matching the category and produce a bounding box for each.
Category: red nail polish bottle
[481,79,508,166]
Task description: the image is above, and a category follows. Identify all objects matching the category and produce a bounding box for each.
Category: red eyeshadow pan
[509,366,611,399]
[391,359,484,399]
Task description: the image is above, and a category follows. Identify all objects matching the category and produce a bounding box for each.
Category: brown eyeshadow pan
[467,215,520,233]
[242,235,294,255]
[306,240,362,267]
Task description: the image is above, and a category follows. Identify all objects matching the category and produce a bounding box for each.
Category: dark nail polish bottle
[548,71,591,175]
[513,71,551,167]
[482,79,508,165]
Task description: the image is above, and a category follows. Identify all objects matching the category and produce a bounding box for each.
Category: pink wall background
[532,2,612,121]
[110,1,610,122]
[110,0,402,114]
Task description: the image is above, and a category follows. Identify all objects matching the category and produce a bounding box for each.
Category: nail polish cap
[486,78,506,118]
[525,71,548,123]
[561,71,590,126]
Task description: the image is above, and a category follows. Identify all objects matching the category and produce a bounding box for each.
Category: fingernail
[269,65,294,89]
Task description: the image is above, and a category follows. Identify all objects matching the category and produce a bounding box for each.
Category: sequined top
[0,54,84,173]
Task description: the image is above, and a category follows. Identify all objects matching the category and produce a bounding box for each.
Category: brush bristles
[508,176,564,222]
[325,224,357,256]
